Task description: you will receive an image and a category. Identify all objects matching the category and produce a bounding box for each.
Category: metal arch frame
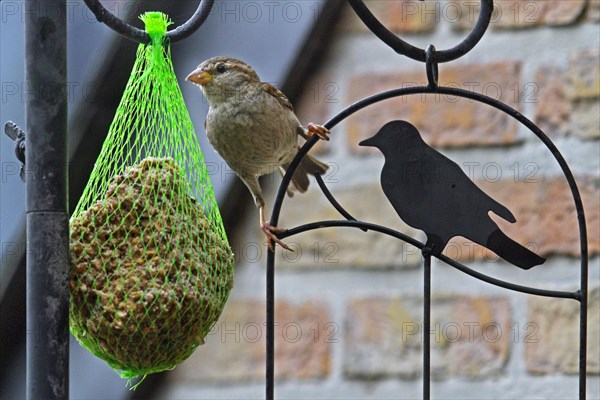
[265,1,589,398]
[266,84,589,400]
[82,0,215,43]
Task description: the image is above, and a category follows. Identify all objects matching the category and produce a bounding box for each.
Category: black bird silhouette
[360,120,545,270]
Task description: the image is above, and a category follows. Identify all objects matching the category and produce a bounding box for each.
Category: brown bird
[186,56,330,251]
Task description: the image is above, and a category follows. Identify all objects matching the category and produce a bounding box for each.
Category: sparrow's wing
[261,82,310,140]
[261,82,293,111]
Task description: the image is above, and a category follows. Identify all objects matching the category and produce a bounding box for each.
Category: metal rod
[314,173,366,231]
[25,0,69,398]
[580,287,588,400]
[574,151,589,400]
[346,0,493,63]
[423,253,431,400]
[278,220,579,300]
[266,248,275,400]
[82,0,215,44]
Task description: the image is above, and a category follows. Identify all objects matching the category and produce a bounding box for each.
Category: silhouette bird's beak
[359,136,377,147]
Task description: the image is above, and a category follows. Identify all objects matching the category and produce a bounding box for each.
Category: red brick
[589,0,600,22]
[385,0,438,33]
[344,295,511,379]
[534,67,569,138]
[540,0,587,26]
[347,61,522,152]
[339,0,435,34]
[526,286,599,374]
[275,301,333,379]
[497,177,599,258]
[565,50,600,139]
[486,0,542,29]
[565,49,600,101]
[535,54,600,140]
[170,299,331,382]
[454,1,586,30]
[435,296,511,378]
[570,100,600,139]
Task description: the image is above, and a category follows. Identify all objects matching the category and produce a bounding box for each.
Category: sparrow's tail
[486,229,545,270]
[282,154,329,194]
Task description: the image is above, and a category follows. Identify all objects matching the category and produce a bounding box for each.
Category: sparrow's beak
[186,68,213,85]
[359,136,377,147]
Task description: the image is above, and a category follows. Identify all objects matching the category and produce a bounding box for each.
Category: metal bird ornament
[360,120,545,270]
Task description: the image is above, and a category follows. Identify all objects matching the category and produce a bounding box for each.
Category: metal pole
[580,293,587,400]
[423,253,431,400]
[25,0,69,398]
[266,249,275,400]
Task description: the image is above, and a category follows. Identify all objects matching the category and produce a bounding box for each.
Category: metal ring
[83,0,215,44]
[425,45,438,88]
[347,0,493,63]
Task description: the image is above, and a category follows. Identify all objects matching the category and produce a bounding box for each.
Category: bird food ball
[69,157,234,378]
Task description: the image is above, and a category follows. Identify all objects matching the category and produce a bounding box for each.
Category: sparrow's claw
[262,222,292,252]
[307,123,330,141]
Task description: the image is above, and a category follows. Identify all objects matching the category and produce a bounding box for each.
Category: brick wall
[157,1,599,399]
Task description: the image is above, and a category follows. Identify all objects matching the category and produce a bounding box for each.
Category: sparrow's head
[186,56,260,104]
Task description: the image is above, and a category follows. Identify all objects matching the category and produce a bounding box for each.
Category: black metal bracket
[347,0,493,63]
[268,84,589,400]
[4,121,26,182]
[82,0,215,43]
[265,1,589,399]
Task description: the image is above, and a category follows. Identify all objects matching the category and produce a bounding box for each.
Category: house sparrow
[186,56,330,251]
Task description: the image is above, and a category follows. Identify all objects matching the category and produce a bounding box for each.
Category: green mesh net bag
[69,12,234,381]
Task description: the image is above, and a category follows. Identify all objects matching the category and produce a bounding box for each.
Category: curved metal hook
[83,0,215,43]
[347,0,493,63]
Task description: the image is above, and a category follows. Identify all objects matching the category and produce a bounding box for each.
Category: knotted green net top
[69,12,234,384]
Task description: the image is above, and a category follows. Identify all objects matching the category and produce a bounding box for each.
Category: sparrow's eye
[215,64,227,74]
